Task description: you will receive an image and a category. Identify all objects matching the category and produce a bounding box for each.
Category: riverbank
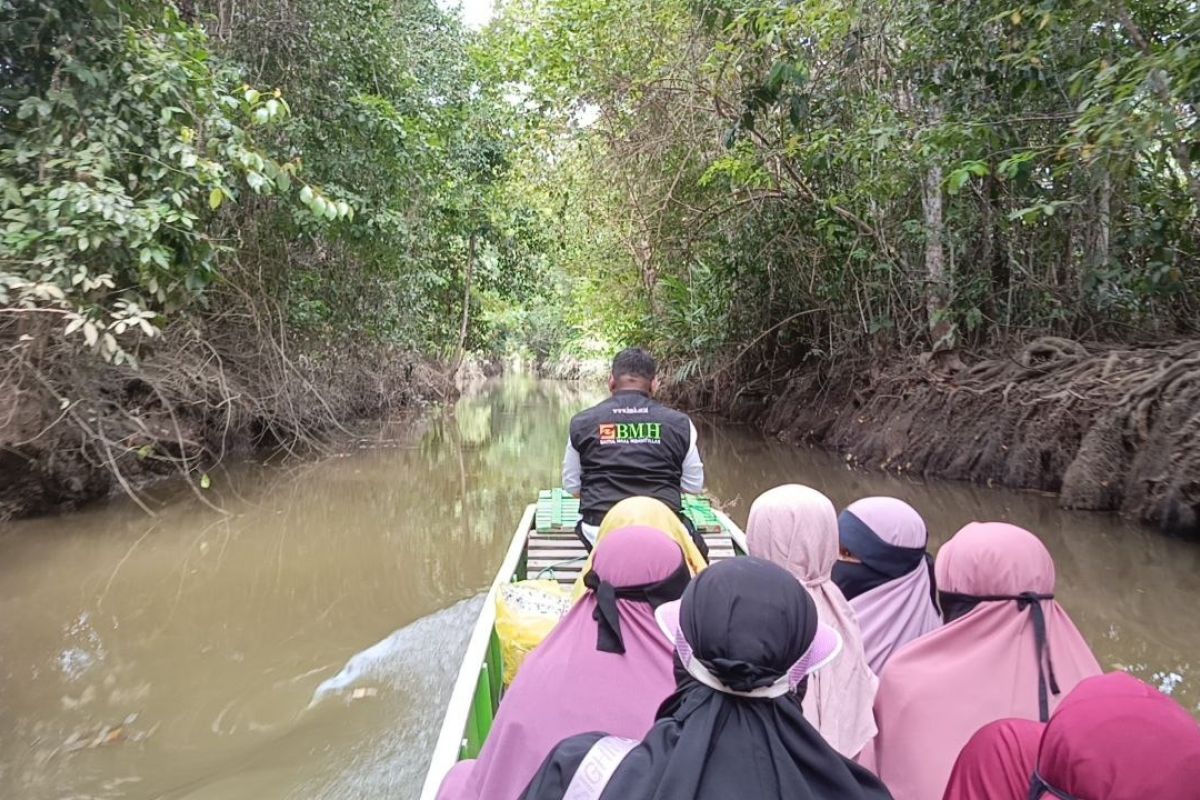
[678,338,1200,536]
[0,319,454,521]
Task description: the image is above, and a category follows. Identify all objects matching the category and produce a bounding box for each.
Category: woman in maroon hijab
[943,671,1200,800]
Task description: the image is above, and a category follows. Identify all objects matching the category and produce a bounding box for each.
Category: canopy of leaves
[1,0,573,365]
[483,0,1200,376]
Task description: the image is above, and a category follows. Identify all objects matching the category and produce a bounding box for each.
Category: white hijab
[746,484,879,758]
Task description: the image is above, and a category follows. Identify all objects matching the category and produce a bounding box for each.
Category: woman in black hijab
[519,557,894,800]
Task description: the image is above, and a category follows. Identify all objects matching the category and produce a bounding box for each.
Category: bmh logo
[599,422,662,444]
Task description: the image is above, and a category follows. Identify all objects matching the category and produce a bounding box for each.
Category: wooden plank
[712,509,748,554]
[527,560,585,571]
[525,552,588,562]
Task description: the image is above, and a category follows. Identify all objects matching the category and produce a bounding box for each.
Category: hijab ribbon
[1028,770,1080,800]
[939,590,1061,720]
[583,559,690,654]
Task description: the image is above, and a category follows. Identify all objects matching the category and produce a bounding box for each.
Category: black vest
[569,391,692,523]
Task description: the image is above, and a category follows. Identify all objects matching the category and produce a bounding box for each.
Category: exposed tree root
[703,338,1200,535]
[0,294,452,521]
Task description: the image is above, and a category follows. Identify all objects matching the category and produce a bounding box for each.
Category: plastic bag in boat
[495,580,572,685]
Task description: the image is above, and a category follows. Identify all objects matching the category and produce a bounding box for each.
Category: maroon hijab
[1033,672,1200,800]
[942,719,1041,800]
[944,672,1200,800]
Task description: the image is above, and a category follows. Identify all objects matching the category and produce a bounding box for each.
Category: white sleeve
[562,439,582,494]
[680,420,705,493]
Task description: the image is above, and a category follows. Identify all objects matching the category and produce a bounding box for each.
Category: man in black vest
[562,348,707,556]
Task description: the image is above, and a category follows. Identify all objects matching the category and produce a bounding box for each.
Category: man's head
[610,347,659,394]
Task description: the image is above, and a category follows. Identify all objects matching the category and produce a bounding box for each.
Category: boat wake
[308,594,483,708]
[283,595,485,800]
[162,595,485,800]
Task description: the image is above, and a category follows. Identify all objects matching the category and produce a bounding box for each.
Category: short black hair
[612,347,657,381]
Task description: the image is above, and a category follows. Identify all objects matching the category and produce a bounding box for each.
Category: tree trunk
[922,162,948,345]
[1093,169,1111,275]
[452,230,477,378]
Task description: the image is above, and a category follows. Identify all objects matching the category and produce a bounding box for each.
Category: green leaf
[209,187,224,209]
[200,473,211,490]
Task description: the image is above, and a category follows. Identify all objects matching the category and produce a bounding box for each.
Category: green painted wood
[486,629,504,709]
[466,663,493,758]
[535,488,722,533]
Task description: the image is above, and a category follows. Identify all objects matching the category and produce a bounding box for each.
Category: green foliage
[0,1,338,362]
[189,0,563,356]
[2,0,572,369]
[9,0,1195,384]
[486,0,1200,375]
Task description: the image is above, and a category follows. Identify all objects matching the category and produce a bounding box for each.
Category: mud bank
[733,338,1200,535]
[0,320,452,521]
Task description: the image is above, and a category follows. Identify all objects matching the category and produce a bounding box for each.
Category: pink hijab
[436,526,685,800]
[839,497,942,674]
[945,672,1200,800]
[747,484,878,758]
[871,522,1101,800]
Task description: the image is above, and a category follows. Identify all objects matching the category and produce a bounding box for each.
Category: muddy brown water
[1,376,1197,799]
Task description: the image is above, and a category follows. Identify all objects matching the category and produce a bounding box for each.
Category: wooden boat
[418,489,748,800]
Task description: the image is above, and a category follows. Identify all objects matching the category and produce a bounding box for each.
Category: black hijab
[832,508,939,611]
[520,558,894,800]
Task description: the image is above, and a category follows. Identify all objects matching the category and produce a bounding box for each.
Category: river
[1,376,1197,799]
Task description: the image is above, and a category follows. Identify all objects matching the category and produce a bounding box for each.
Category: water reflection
[0,377,1195,800]
[0,377,602,800]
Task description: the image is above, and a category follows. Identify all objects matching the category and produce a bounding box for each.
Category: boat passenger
[436,526,690,800]
[943,671,1200,800]
[570,496,708,601]
[746,484,878,758]
[869,522,1101,800]
[519,557,894,800]
[562,347,707,557]
[832,497,941,674]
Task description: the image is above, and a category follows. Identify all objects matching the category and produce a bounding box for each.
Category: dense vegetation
[2,0,1198,518]
[2,0,565,361]
[487,0,1199,383]
[0,0,565,513]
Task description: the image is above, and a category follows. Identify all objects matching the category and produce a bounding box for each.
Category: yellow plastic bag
[495,580,572,686]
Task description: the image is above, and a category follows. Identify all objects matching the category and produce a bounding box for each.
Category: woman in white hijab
[746,484,878,758]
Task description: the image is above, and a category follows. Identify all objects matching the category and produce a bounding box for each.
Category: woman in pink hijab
[832,497,942,674]
[870,522,1101,800]
[944,671,1200,800]
[436,526,689,800]
[746,484,878,758]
